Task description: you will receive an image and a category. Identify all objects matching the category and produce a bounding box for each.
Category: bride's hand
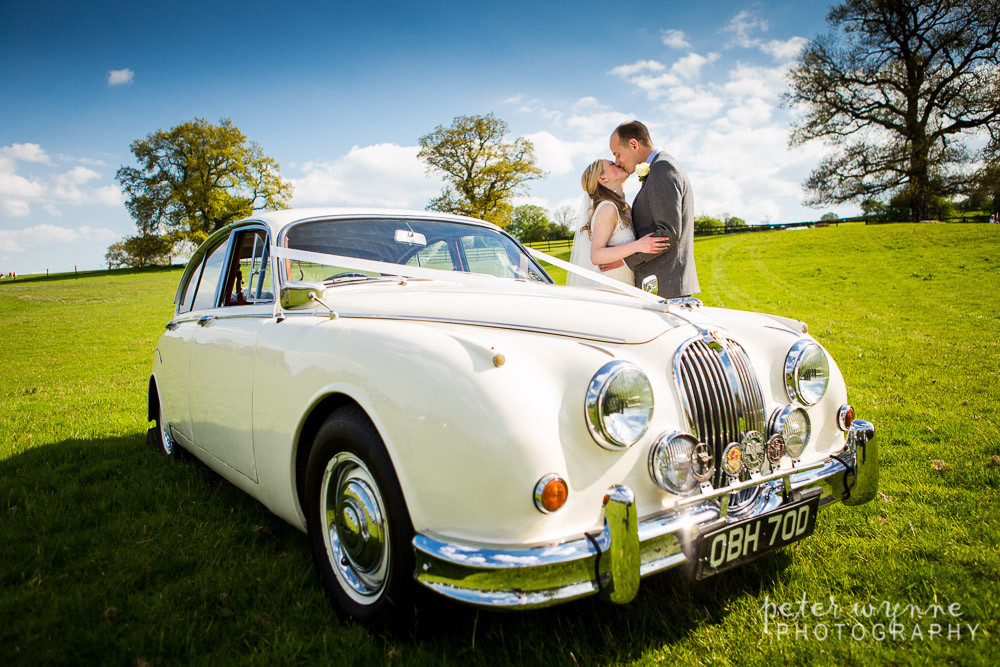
[634,233,671,254]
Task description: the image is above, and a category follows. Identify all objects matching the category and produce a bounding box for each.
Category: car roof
[239,208,501,237]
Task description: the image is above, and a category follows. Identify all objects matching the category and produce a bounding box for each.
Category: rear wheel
[305,406,414,626]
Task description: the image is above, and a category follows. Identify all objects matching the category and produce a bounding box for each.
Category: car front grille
[673,334,767,504]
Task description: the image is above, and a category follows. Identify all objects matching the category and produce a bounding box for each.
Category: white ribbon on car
[269,245,664,305]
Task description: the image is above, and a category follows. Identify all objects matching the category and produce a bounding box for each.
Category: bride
[567,159,669,287]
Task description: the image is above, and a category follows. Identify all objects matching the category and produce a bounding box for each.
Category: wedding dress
[567,199,635,288]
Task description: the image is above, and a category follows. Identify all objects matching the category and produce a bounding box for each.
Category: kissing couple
[567,120,700,300]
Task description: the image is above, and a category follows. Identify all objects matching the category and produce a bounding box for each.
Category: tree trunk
[910,137,931,222]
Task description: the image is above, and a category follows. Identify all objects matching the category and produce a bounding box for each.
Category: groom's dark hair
[614,121,652,148]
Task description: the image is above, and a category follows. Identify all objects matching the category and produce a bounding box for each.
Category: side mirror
[641,275,658,295]
[280,281,327,309]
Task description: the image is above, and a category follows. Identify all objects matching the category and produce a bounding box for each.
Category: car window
[248,232,273,302]
[405,240,457,271]
[177,259,203,314]
[283,218,550,284]
[190,239,229,311]
[221,229,273,306]
[461,235,519,276]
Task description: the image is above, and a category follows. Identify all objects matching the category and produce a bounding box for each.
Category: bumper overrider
[413,420,877,608]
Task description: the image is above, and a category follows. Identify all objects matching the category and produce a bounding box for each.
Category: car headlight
[769,406,811,459]
[648,432,713,494]
[586,361,653,450]
[784,340,830,405]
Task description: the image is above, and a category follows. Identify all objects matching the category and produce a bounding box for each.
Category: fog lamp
[649,432,712,494]
[769,406,811,459]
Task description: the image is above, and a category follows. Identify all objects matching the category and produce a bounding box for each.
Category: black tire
[305,406,415,626]
[147,382,184,458]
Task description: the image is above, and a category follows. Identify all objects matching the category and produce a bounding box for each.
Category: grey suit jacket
[623,152,700,298]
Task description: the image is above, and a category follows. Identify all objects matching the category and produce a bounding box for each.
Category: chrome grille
[674,335,767,494]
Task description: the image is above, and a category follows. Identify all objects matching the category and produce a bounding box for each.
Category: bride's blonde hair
[580,159,630,234]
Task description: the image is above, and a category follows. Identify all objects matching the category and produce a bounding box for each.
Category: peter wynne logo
[760,594,981,642]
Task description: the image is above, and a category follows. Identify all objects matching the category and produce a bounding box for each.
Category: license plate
[695,495,820,579]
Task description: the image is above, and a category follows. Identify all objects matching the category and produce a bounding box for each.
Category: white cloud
[108,68,134,86]
[1,200,31,217]
[1,143,52,164]
[291,143,440,208]
[0,224,117,253]
[0,170,46,199]
[661,86,726,120]
[571,96,602,111]
[671,52,720,81]
[724,62,791,102]
[721,97,775,127]
[92,185,125,207]
[0,143,124,217]
[661,29,691,49]
[609,60,666,77]
[522,131,604,176]
[723,10,769,48]
[565,108,632,140]
[762,36,808,62]
[612,52,721,99]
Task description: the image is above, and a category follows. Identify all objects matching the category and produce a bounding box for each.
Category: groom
[607,120,699,299]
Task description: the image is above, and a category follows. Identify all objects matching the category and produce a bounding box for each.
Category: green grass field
[2,224,998,665]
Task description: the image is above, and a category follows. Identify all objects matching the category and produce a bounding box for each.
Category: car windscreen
[282,218,550,284]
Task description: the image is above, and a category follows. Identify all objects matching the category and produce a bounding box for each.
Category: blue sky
[1,0,853,274]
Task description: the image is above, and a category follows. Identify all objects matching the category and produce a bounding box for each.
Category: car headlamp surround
[768,405,811,459]
[784,339,830,406]
[648,431,710,494]
[586,360,654,450]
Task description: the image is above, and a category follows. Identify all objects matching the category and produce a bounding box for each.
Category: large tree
[418,114,543,226]
[116,118,293,245]
[785,0,1000,222]
[105,233,173,269]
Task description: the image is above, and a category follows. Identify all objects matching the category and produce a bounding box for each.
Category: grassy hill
[1,223,997,665]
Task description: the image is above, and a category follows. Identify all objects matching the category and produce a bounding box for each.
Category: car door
[188,227,274,481]
[158,237,232,447]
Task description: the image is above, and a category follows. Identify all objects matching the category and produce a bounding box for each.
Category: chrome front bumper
[413,420,877,609]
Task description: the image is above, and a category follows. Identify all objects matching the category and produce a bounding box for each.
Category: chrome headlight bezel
[586,360,654,450]
[769,405,811,459]
[648,431,713,494]
[784,340,830,406]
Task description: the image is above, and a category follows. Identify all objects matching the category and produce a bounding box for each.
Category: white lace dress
[567,200,635,287]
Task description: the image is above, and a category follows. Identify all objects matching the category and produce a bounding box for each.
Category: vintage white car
[148,208,877,625]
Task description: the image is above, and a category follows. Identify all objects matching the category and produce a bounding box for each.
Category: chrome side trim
[275,311,630,343]
[165,312,276,329]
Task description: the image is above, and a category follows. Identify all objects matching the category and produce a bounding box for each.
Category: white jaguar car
[148,208,877,625]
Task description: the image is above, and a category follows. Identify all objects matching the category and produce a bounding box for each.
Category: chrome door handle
[197,315,217,327]
[165,321,180,331]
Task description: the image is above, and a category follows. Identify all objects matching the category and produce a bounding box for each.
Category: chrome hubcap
[158,397,173,455]
[321,453,389,603]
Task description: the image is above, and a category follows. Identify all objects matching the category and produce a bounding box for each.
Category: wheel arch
[293,392,366,521]
[147,375,159,423]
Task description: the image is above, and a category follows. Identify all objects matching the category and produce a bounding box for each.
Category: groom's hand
[598,260,625,272]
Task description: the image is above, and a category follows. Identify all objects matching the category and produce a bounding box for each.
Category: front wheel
[305,406,415,626]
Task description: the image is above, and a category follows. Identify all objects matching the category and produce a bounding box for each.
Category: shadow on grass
[0,434,793,666]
